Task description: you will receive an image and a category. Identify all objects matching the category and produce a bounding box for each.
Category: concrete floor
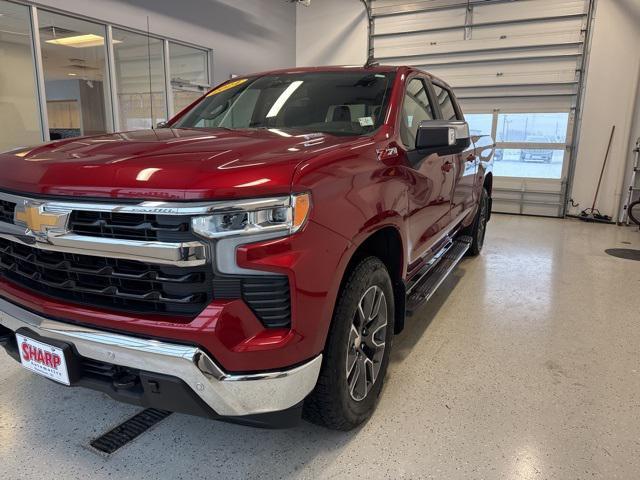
[1,214,639,480]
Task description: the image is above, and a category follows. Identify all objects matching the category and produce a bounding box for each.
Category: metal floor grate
[90,409,172,454]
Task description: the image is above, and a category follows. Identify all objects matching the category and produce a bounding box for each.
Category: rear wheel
[303,257,394,430]
[464,187,489,256]
[629,200,640,226]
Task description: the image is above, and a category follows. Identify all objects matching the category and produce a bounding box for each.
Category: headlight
[191,193,311,239]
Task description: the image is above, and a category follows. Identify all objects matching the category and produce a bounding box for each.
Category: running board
[406,236,471,314]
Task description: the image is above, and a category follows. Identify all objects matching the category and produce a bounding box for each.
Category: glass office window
[112,28,167,130]
[0,1,42,152]
[38,11,111,139]
[169,42,209,113]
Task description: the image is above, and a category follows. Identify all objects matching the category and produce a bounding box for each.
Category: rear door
[429,80,478,225]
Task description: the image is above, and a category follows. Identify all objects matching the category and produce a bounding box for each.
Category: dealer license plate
[16,333,70,385]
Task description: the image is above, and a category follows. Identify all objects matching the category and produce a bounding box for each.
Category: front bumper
[0,297,321,425]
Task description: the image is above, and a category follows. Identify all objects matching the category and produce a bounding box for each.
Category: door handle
[442,161,453,173]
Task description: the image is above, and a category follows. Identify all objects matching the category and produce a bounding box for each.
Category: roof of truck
[248,65,403,76]
[231,65,451,87]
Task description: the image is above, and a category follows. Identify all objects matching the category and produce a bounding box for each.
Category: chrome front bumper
[0,297,321,417]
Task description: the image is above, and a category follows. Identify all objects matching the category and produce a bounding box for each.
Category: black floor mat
[605,248,640,261]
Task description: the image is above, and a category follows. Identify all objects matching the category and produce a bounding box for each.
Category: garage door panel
[373,29,467,52]
[371,0,472,16]
[378,45,582,67]
[460,96,575,115]
[492,177,565,216]
[427,56,579,77]
[371,0,590,218]
[473,0,587,24]
[427,57,579,88]
[375,32,582,59]
[437,72,576,89]
[374,8,466,35]
[469,17,585,43]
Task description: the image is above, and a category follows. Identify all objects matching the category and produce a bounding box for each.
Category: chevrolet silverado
[0,65,493,430]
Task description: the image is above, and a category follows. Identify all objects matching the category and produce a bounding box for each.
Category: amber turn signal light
[292,193,311,231]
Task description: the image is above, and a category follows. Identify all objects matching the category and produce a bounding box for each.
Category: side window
[400,78,435,148]
[432,84,459,121]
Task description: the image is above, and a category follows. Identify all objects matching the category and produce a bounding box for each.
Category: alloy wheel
[477,196,488,250]
[346,285,388,402]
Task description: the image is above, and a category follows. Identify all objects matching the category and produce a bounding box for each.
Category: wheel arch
[483,172,493,220]
[339,226,406,335]
[483,171,493,197]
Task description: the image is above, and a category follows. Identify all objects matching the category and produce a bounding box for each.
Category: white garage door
[370,0,594,216]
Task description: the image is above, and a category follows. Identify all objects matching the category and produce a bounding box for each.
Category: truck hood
[0,128,358,200]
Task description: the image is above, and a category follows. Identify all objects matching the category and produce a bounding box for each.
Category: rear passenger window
[432,84,458,121]
[400,78,435,148]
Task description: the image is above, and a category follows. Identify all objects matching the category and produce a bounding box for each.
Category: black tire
[629,200,640,226]
[465,187,489,256]
[303,257,394,430]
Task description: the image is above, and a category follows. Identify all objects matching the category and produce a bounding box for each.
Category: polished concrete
[1,215,639,479]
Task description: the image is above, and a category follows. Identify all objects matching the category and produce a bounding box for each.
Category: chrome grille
[0,191,291,327]
[0,237,212,316]
[69,210,194,242]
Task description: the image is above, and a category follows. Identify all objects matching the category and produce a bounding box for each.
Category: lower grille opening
[213,276,291,328]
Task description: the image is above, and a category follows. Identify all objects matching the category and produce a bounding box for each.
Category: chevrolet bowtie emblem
[14,203,69,237]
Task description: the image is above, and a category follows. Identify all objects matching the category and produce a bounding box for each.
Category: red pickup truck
[0,66,493,430]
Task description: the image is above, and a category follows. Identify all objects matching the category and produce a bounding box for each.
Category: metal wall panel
[369,0,593,217]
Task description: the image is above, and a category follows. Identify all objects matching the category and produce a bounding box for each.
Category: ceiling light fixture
[67,73,78,76]
[46,34,121,48]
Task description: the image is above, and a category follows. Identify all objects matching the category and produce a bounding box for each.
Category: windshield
[173,71,395,137]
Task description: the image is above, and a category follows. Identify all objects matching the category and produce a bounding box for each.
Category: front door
[400,77,454,267]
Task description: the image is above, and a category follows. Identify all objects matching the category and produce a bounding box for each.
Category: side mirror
[156,121,168,129]
[415,120,471,154]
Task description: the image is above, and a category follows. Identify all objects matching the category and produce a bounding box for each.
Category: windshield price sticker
[207,78,248,97]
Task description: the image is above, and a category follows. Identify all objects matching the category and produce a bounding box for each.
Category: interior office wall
[33,0,297,85]
[296,0,367,67]
[0,41,41,149]
[570,0,640,218]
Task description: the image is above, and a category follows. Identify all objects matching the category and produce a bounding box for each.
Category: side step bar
[406,236,472,314]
